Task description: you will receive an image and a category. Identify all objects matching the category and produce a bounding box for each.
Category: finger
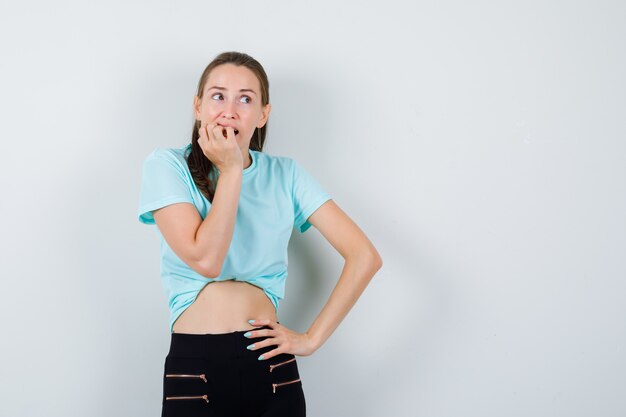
[213,124,227,141]
[245,328,275,341]
[225,126,235,141]
[245,335,274,351]
[207,123,218,143]
[258,348,283,361]
[249,318,274,327]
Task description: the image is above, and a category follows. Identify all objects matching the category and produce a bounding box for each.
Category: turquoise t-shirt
[137,143,332,333]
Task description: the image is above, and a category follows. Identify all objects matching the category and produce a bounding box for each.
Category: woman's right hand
[197,121,243,173]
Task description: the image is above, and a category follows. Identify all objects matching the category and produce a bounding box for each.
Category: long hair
[186,51,270,202]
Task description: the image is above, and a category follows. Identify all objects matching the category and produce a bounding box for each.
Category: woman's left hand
[245,319,317,360]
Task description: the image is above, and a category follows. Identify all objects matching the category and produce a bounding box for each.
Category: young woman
[138,51,382,417]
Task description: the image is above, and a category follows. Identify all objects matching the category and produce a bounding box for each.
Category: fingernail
[248,320,255,324]
[244,332,251,338]
[258,355,264,360]
[247,344,255,350]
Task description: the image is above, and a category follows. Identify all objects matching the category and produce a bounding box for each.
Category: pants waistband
[168,325,274,359]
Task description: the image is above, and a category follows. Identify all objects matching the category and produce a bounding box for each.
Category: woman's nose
[222,100,237,118]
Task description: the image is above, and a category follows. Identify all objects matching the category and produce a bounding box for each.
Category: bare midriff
[171,279,278,334]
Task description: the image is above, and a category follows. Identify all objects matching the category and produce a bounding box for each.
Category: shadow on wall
[286,188,454,415]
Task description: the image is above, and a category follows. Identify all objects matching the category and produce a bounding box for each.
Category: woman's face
[194,63,271,150]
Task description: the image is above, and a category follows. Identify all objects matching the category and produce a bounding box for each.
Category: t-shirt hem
[297,195,332,233]
[138,196,195,224]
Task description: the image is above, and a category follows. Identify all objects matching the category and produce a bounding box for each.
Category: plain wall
[1,0,624,416]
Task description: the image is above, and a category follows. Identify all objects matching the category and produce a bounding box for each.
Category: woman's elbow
[370,250,383,272]
[195,256,222,279]
[349,246,383,273]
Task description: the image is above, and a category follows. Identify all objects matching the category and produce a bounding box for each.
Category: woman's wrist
[305,331,321,353]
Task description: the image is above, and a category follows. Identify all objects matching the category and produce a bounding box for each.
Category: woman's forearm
[305,251,383,351]
[195,169,242,277]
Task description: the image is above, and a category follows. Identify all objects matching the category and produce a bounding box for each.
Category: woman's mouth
[218,126,239,136]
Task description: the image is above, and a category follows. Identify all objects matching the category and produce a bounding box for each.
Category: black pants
[161,324,306,417]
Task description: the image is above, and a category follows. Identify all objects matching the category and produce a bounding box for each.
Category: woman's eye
[210,93,251,104]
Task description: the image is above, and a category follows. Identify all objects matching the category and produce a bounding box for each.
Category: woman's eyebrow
[208,86,257,95]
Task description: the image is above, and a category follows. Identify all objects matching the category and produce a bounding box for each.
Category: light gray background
[1,1,624,416]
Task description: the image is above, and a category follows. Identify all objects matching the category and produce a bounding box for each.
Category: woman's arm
[303,199,383,351]
[152,169,242,278]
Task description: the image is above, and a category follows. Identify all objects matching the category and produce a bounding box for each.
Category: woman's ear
[193,95,201,119]
[258,103,272,128]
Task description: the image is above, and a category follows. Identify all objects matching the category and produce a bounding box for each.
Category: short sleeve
[137,149,195,225]
[291,159,332,233]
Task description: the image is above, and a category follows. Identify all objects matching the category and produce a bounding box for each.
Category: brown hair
[186,51,270,202]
